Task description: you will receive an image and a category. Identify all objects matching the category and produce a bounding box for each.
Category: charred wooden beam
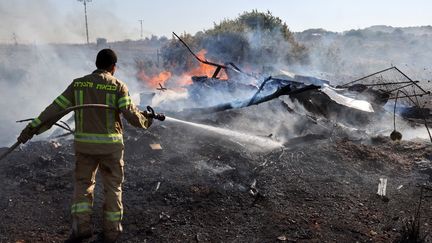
[212,66,222,79]
[172,32,256,79]
[248,76,273,106]
[172,32,227,68]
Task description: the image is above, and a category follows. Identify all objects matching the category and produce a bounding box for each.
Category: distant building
[96,38,107,47]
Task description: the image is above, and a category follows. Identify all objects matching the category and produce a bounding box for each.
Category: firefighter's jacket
[28,69,152,154]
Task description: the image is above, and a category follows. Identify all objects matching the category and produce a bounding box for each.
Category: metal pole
[393,66,429,94]
[157,49,160,66]
[12,33,17,45]
[84,0,89,44]
[341,66,396,87]
[139,20,143,40]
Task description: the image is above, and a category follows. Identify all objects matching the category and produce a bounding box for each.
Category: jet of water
[165,116,283,151]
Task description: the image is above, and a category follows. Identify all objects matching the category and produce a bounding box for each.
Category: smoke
[144,23,432,146]
[0,16,164,148]
[140,26,305,112]
[0,0,134,44]
[0,1,86,44]
[293,27,432,85]
[0,0,158,147]
[0,45,91,146]
[285,27,432,142]
[365,111,431,142]
[0,43,159,147]
[402,126,431,141]
[197,28,306,75]
[151,89,189,109]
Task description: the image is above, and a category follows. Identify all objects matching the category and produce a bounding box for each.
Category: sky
[0,0,431,44]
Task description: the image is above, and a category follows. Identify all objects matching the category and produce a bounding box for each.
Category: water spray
[164,116,282,150]
[140,106,281,150]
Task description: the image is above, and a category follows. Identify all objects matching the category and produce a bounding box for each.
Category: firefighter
[18,49,152,243]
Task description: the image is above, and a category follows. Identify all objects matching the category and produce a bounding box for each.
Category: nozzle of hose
[142,106,165,121]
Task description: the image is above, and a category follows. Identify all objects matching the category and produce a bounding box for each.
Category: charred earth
[0,103,432,242]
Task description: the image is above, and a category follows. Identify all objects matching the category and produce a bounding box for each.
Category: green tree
[161,10,309,74]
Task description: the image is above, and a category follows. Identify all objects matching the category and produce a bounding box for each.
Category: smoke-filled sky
[0,0,430,44]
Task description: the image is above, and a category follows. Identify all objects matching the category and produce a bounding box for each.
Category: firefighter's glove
[141,110,165,121]
[141,111,151,118]
[18,125,35,144]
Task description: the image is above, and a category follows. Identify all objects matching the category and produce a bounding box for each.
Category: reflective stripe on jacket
[28,69,152,154]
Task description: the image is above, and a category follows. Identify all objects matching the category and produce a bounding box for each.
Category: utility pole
[78,0,92,44]
[12,33,18,45]
[138,19,144,40]
[156,49,161,67]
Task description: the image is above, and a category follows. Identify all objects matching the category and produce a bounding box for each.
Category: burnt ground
[0,110,432,243]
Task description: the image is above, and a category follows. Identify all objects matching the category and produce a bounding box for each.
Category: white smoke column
[0,1,81,44]
[0,0,145,146]
[365,110,431,141]
[293,27,432,84]
[0,0,136,44]
[0,45,95,146]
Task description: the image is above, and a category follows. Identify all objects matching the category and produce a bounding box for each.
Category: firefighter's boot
[65,214,93,243]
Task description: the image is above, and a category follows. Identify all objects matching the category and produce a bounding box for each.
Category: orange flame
[177,49,228,85]
[137,49,228,88]
[137,70,172,88]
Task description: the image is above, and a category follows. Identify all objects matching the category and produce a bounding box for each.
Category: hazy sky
[0,0,431,43]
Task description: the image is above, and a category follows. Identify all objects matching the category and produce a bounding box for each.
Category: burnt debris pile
[144,33,431,145]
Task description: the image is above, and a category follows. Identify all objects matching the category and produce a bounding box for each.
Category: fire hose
[0,104,165,162]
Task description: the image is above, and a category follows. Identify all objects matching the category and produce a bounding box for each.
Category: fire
[137,49,228,88]
[176,49,229,86]
[137,70,172,88]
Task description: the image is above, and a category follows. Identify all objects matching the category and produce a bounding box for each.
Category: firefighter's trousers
[71,150,124,239]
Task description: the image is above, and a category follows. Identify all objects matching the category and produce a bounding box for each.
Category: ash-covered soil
[1,109,432,242]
